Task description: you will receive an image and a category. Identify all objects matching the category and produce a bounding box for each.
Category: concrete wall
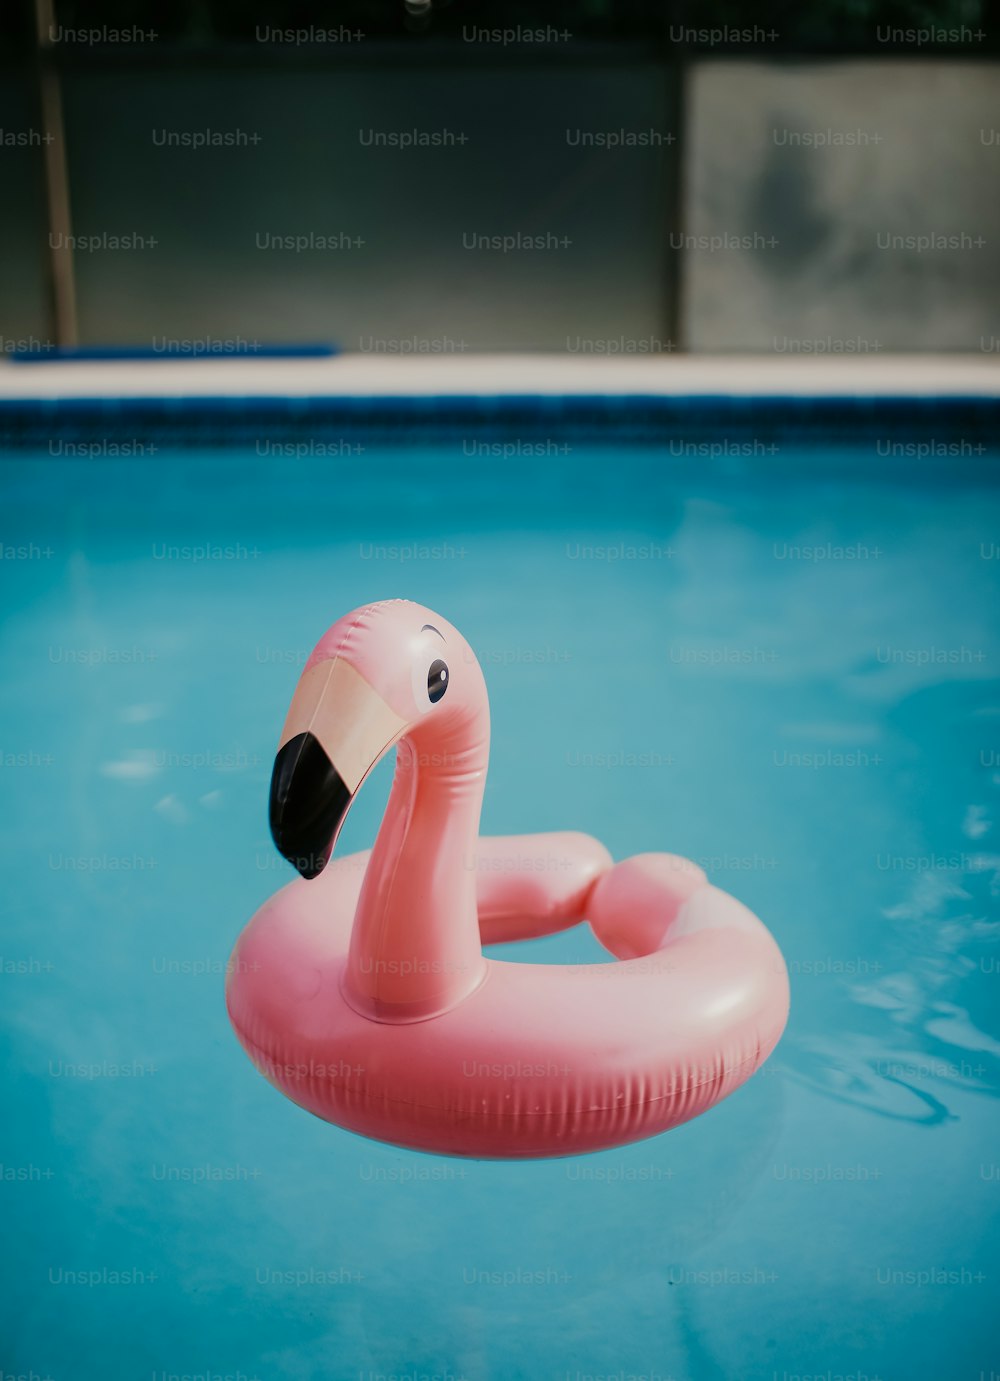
[55,63,672,352]
[685,61,1000,351]
[1,58,997,353]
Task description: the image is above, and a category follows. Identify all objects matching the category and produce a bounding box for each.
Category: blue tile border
[0,392,998,449]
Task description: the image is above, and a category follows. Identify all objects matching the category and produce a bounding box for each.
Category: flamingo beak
[269,732,351,880]
[268,657,407,880]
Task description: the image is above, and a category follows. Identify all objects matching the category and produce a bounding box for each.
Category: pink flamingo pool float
[227,600,790,1158]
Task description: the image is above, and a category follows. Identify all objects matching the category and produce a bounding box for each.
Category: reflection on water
[784,1034,981,1124]
[784,761,1000,1121]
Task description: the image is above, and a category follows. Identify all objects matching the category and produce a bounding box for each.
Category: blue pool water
[2,442,999,1379]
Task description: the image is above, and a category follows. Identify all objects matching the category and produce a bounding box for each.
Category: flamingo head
[268,599,486,880]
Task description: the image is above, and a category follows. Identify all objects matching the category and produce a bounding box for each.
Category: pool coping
[2,355,997,449]
[0,353,997,399]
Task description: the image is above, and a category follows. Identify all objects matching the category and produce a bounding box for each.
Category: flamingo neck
[342,705,489,1022]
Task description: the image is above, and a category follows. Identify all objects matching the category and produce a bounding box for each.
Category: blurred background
[1,0,997,354]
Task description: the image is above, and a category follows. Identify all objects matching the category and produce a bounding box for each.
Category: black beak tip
[269,829,331,882]
[296,857,327,881]
[268,732,352,882]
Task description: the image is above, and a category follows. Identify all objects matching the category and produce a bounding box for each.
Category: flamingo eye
[427,659,449,703]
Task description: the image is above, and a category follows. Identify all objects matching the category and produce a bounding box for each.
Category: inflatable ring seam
[229,1016,779,1119]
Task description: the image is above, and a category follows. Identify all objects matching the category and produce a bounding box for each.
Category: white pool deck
[0,354,997,400]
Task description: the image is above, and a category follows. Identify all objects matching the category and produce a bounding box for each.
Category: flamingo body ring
[227,600,790,1158]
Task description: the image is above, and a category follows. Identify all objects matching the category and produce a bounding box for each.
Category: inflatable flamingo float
[227,600,789,1158]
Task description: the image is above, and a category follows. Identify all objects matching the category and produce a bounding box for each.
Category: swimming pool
[2,393,999,1378]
